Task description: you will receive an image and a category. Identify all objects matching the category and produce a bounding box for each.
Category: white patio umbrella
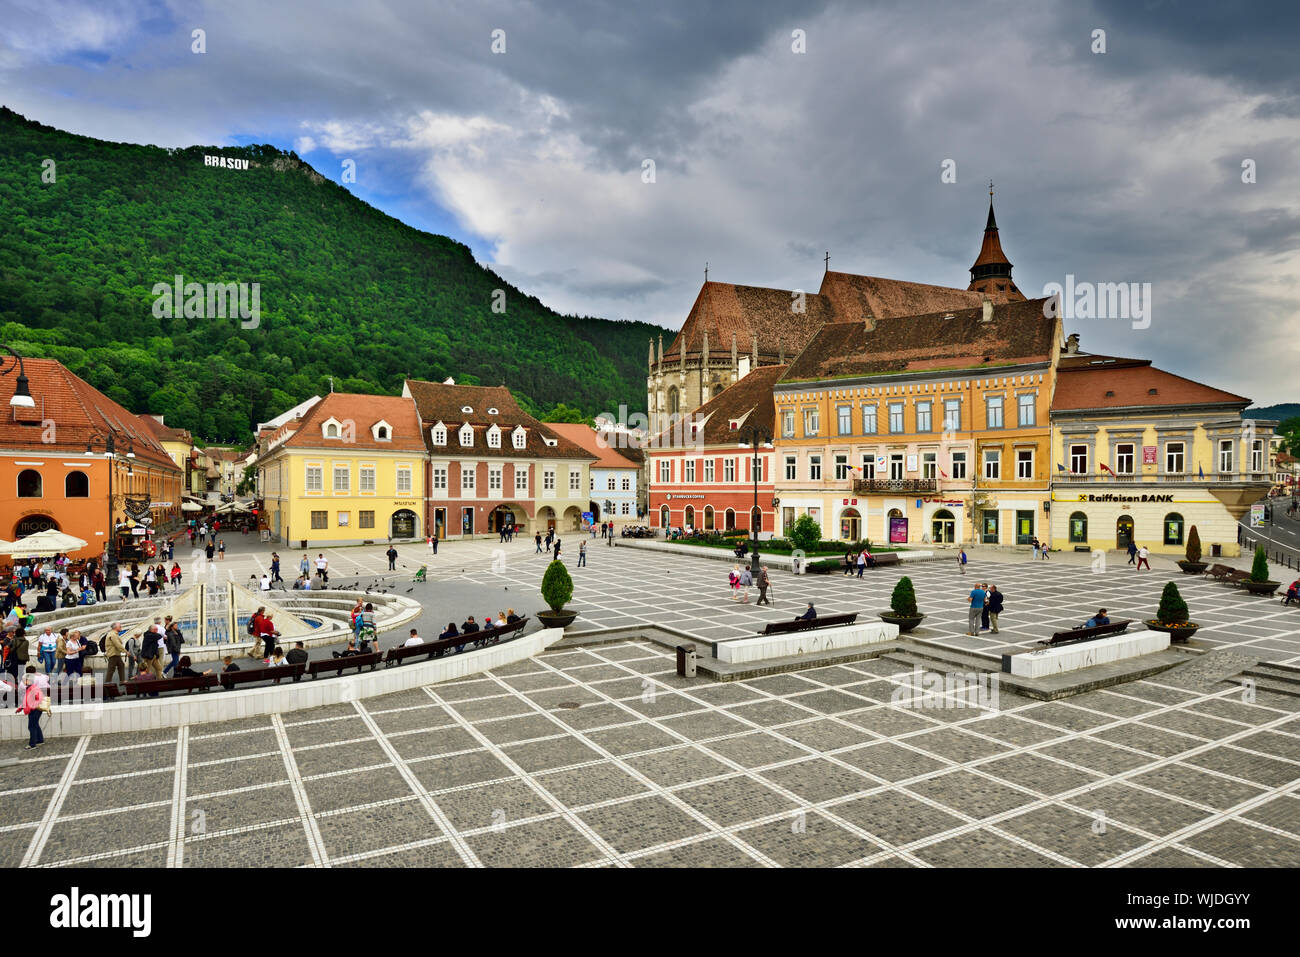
[181,502,203,512]
[0,529,89,557]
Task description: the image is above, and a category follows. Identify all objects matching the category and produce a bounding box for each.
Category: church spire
[967,182,1024,301]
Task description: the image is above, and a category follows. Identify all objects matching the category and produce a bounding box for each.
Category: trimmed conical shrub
[541,560,574,612]
[1156,581,1189,624]
[1185,525,1201,564]
[1250,545,1270,583]
[890,576,918,617]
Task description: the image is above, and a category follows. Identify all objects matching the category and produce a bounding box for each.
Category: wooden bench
[1204,563,1235,582]
[760,612,858,636]
[841,553,900,570]
[308,650,382,679]
[389,617,530,666]
[1041,619,1132,647]
[122,674,218,697]
[1223,569,1251,587]
[219,662,305,689]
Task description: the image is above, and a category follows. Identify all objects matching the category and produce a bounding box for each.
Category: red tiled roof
[1052,363,1250,412]
[282,392,427,452]
[545,423,644,469]
[403,380,596,460]
[665,282,833,361]
[0,357,179,472]
[781,298,1058,382]
[818,272,993,320]
[136,414,192,445]
[654,365,786,448]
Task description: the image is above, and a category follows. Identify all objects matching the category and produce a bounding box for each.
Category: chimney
[1066,332,1080,355]
[731,333,738,372]
[751,333,759,366]
[981,297,993,323]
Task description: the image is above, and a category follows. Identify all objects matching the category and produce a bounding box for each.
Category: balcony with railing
[852,478,937,494]
[1053,471,1273,485]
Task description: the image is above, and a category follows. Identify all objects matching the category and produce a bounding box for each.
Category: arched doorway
[704,505,715,530]
[659,505,669,529]
[539,506,557,532]
[1069,511,1088,544]
[489,505,518,533]
[840,507,861,541]
[684,505,695,530]
[931,509,955,544]
[724,508,736,531]
[390,508,418,538]
[14,514,59,538]
[1163,512,1184,546]
[1116,515,1134,549]
[563,506,583,531]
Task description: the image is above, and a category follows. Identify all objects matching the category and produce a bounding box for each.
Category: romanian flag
[1099,462,1115,476]
[939,468,948,479]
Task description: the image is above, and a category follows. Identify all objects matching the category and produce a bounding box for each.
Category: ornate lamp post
[1,346,36,409]
[86,432,135,577]
[737,425,773,560]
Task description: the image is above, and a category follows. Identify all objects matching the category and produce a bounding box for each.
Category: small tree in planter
[1177,526,1206,574]
[539,560,577,628]
[880,575,924,633]
[1244,544,1280,595]
[1148,580,1198,641]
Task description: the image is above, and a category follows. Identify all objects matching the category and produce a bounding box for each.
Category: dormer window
[459,424,474,447]
[431,422,447,446]
[487,424,501,449]
[461,406,473,414]
[544,437,558,447]
[321,417,344,440]
[487,407,499,415]
[327,424,338,438]
[512,426,527,449]
[371,420,392,442]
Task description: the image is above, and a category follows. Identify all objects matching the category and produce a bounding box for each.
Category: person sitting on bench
[733,540,749,559]
[505,609,520,624]
[221,655,240,673]
[439,622,459,640]
[1283,580,1300,606]
[286,642,309,665]
[797,602,817,621]
[333,639,359,658]
[174,655,213,678]
[1083,608,1110,628]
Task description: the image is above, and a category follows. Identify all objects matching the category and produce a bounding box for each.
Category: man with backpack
[103,622,128,685]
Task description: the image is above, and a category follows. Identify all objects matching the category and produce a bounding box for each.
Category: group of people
[965,582,1004,635]
[1125,541,1152,569]
[535,530,564,561]
[842,546,877,576]
[727,563,772,605]
[1028,537,1050,560]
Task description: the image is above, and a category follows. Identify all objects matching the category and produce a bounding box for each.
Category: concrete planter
[1177,561,1208,574]
[879,612,924,633]
[538,609,579,629]
[1145,620,1199,642]
[1243,580,1280,596]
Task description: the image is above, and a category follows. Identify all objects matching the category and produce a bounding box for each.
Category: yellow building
[259,392,426,548]
[774,297,1061,547]
[1049,354,1273,557]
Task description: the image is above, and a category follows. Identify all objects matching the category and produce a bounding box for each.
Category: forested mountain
[0,108,660,441]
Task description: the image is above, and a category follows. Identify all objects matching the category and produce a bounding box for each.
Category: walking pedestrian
[729,564,741,601]
[756,566,771,605]
[979,583,991,631]
[966,581,985,636]
[1127,541,1138,565]
[535,532,543,554]
[553,539,561,561]
[315,553,329,584]
[386,545,398,571]
[738,565,752,603]
[431,533,438,554]
[577,540,587,567]
[18,667,45,749]
[300,553,311,579]
[1136,545,1150,570]
[103,622,128,685]
[958,549,968,575]
[217,539,226,561]
[270,552,282,584]
[856,548,867,578]
[987,585,1003,633]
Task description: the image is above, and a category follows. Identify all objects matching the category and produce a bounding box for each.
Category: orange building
[0,358,184,562]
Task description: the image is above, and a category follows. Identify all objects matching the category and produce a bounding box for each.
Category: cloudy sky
[3,0,1298,404]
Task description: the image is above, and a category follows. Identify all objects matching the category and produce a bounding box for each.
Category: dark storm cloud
[0,0,1297,402]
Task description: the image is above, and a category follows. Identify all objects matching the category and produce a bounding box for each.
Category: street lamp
[1,346,35,408]
[737,425,773,559]
[86,432,136,576]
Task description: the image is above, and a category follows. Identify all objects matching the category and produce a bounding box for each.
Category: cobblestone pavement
[2,637,1296,867]
[6,538,1295,867]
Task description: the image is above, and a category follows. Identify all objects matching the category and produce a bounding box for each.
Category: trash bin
[792,556,804,575]
[300,540,308,550]
[676,644,698,678]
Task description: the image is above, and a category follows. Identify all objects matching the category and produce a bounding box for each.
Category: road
[1238,494,1300,569]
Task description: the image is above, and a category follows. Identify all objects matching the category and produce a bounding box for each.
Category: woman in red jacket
[17,666,45,749]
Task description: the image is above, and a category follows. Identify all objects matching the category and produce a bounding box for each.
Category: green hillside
[0,107,659,441]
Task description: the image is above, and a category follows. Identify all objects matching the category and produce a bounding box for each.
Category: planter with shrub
[1176,525,1207,575]
[1243,544,1280,595]
[879,576,924,633]
[538,560,578,629]
[1144,580,1199,641]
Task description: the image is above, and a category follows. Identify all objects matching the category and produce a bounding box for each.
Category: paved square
[4,539,1297,867]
